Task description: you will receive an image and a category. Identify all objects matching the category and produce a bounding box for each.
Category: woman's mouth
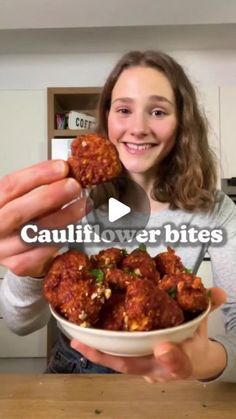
[122,142,157,154]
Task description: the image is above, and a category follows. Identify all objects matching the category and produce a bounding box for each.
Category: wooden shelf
[53,129,88,138]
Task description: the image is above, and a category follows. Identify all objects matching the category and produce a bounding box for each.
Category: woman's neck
[122,173,169,214]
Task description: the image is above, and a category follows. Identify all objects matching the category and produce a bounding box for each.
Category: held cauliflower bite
[122,248,160,283]
[154,246,185,277]
[67,133,122,188]
[90,247,125,269]
[43,250,91,307]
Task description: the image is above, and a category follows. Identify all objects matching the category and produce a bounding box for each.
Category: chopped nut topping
[80,321,90,328]
[91,292,98,300]
[78,311,87,320]
[104,288,112,299]
[134,268,141,276]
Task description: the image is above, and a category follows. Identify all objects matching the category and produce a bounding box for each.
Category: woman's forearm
[0,270,50,335]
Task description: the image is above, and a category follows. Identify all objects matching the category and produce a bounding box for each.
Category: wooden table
[0,374,235,419]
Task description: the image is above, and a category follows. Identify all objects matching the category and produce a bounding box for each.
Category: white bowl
[50,303,211,357]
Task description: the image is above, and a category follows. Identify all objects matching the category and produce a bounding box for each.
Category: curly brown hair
[96,50,218,212]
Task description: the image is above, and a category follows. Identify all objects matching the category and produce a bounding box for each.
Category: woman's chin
[122,163,152,176]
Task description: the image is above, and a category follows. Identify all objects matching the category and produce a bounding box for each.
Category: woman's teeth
[125,143,154,150]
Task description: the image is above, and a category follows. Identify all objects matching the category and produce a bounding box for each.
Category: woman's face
[108,66,177,179]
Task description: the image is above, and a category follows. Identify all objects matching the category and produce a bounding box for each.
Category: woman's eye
[117,108,130,114]
[151,109,166,117]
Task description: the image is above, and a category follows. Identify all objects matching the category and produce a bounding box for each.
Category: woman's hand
[71,287,227,383]
[0,160,89,277]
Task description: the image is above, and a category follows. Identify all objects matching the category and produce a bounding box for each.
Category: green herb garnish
[185,268,192,273]
[122,248,128,256]
[167,286,177,298]
[138,244,147,252]
[123,267,135,275]
[90,269,104,283]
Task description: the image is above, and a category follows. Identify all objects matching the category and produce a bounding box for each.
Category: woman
[0,51,235,381]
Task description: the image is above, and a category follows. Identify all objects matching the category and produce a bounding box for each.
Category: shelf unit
[47,87,102,158]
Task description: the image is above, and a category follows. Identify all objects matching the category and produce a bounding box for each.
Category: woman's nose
[130,113,149,138]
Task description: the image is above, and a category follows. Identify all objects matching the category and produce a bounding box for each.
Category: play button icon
[108,198,131,222]
[85,177,150,248]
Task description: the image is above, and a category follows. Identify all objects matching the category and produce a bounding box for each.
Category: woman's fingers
[1,245,61,277]
[0,160,68,208]
[209,287,227,311]
[0,177,81,237]
[70,340,164,376]
[0,196,91,276]
[0,197,90,260]
[153,342,192,379]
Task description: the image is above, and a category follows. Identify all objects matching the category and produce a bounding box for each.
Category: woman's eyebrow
[111,97,133,105]
[149,95,174,107]
[111,95,174,106]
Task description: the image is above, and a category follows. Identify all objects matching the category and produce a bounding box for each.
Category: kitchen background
[0,0,235,372]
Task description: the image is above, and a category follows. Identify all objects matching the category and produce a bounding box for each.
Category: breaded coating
[44,250,112,326]
[154,288,184,329]
[122,249,160,283]
[91,247,125,269]
[43,250,91,307]
[125,279,184,331]
[125,279,158,331]
[67,133,122,188]
[158,272,209,313]
[58,278,109,326]
[176,274,209,313]
[97,292,126,331]
[105,268,136,291]
[154,246,185,277]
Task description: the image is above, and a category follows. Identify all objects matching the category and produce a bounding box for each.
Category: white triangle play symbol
[108,198,131,223]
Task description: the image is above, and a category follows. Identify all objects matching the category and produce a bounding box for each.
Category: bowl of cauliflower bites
[44,245,211,357]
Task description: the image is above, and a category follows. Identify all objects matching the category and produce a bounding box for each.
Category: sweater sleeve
[207,194,236,382]
[0,270,50,335]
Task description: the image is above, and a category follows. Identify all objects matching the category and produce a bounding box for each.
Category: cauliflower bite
[58,277,109,326]
[154,246,185,277]
[43,250,91,307]
[67,133,122,188]
[44,250,112,326]
[176,273,209,313]
[97,292,126,331]
[105,268,136,291]
[153,288,184,329]
[122,248,160,283]
[90,247,125,269]
[158,272,209,313]
[125,279,184,331]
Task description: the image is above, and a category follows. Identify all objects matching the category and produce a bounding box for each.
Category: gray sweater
[1,191,236,381]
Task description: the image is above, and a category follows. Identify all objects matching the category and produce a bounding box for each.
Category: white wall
[0,26,236,90]
[1,50,236,90]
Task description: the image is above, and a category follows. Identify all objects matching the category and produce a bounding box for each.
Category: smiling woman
[97,50,217,213]
[0,50,236,383]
